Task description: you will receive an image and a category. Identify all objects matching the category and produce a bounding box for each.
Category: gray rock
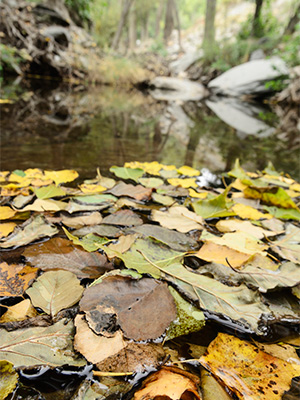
[149,77,208,101]
[249,49,265,61]
[169,50,203,75]
[206,97,275,137]
[208,57,289,96]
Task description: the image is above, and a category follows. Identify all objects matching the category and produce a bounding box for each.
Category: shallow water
[1,80,299,180]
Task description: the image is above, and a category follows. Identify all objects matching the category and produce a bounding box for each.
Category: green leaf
[63,227,110,252]
[192,187,235,219]
[138,177,164,188]
[0,361,18,400]
[227,159,253,184]
[110,166,144,182]
[0,319,86,368]
[244,187,298,209]
[35,184,66,199]
[72,194,117,204]
[263,206,300,220]
[26,270,84,317]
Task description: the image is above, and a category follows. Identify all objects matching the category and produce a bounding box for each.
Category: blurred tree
[203,0,217,55]
[112,0,134,50]
[252,0,264,37]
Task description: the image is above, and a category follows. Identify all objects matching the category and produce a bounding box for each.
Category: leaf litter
[0,161,299,399]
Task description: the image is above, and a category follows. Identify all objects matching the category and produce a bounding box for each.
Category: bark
[172,0,182,50]
[164,0,174,44]
[111,0,134,51]
[252,0,264,37]
[283,4,300,35]
[141,12,149,41]
[155,1,165,38]
[203,0,217,48]
[128,1,136,52]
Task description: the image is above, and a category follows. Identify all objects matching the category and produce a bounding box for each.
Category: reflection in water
[0,81,299,180]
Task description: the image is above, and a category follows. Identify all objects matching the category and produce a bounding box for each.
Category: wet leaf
[133,366,200,400]
[110,166,144,182]
[201,368,232,400]
[0,299,37,323]
[44,169,79,185]
[152,206,203,233]
[0,206,16,220]
[124,161,164,176]
[80,274,177,340]
[0,215,58,249]
[166,286,205,341]
[270,224,300,263]
[26,270,84,317]
[199,333,300,400]
[102,209,143,226]
[0,222,16,238]
[63,228,110,252]
[79,183,106,193]
[0,361,18,400]
[168,177,198,188]
[35,184,66,199]
[61,211,103,229]
[108,181,152,201]
[131,224,198,251]
[24,237,112,279]
[0,318,85,368]
[0,262,38,297]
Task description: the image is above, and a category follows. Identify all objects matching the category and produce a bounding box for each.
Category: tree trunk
[164,0,174,44]
[283,4,300,35]
[155,1,164,38]
[252,0,264,37]
[172,0,182,50]
[128,1,136,52]
[203,0,217,48]
[111,0,134,51]
[141,12,149,41]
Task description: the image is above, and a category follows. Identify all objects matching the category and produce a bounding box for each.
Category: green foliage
[65,0,91,26]
[0,44,30,76]
[150,40,168,57]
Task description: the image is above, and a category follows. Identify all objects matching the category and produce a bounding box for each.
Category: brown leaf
[0,262,38,297]
[108,182,152,201]
[61,212,103,229]
[133,366,200,400]
[80,275,177,340]
[23,237,113,279]
[0,299,37,323]
[102,209,143,226]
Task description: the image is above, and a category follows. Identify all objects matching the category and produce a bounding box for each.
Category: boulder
[169,50,203,75]
[149,77,208,101]
[208,57,289,96]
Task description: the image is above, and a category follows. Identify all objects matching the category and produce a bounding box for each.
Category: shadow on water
[0,79,299,180]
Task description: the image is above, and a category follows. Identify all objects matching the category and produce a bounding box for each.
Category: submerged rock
[149,77,208,101]
[208,57,289,96]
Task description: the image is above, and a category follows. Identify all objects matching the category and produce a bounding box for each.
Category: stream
[1,79,299,180]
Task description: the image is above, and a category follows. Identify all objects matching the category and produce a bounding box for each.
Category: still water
[1,80,299,180]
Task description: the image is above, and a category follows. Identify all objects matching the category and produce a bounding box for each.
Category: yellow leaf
[44,170,79,185]
[79,183,106,193]
[196,242,250,268]
[0,206,16,220]
[168,178,197,188]
[0,171,9,180]
[231,179,248,191]
[0,299,37,323]
[290,183,300,192]
[124,161,163,175]
[177,165,200,176]
[0,99,14,104]
[0,222,16,238]
[200,333,300,400]
[232,203,272,220]
[189,189,208,199]
[21,199,67,212]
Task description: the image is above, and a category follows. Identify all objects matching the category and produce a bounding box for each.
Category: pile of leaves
[0,160,300,400]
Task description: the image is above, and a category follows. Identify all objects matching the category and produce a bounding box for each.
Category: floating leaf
[199,333,300,400]
[35,184,66,199]
[80,274,176,341]
[24,237,112,279]
[0,215,58,249]
[0,262,38,297]
[0,299,37,323]
[26,270,84,317]
[0,319,85,368]
[124,161,164,176]
[152,206,203,233]
[110,166,144,182]
[133,366,200,400]
[0,361,18,400]
[44,169,79,185]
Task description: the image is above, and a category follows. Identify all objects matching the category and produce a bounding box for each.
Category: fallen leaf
[152,206,203,233]
[0,299,37,323]
[108,182,152,201]
[80,274,177,340]
[0,222,16,238]
[168,177,198,188]
[270,224,300,263]
[74,224,122,238]
[0,206,16,220]
[189,189,208,199]
[199,333,300,400]
[196,242,250,268]
[44,169,79,185]
[232,203,271,220]
[263,206,300,220]
[0,361,18,400]
[107,234,138,254]
[0,319,85,368]
[24,237,112,279]
[216,219,276,239]
[70,193,117,205]
[192,188,235,219]
[124,161,164,175]
[79,183,106,193]
[63,228,110,252]
[157,184,189,197]
[0,215,58,249]
[151,192,175,206]
[35,184,66,199]
[110,166,144,182]
[26,270,84,317]
[254,342,300,365]
[11,194,35,209]
[138,177,164,188]
[244,186,298,209]
[133,366,200,400]
[21,198,67,212]
[61,211,103,229]
[0,262,38,297]
[102,209,143,226]
[177,165,200,176]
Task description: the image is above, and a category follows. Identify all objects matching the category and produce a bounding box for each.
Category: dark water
[1,79,299,180]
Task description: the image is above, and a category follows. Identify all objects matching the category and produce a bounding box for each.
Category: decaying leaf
[133,366,200,400]
[216,219,276,239]
[0,361,18,400]
[0,299,37,323]
[61,211,103,229]
[24,237,112,279]
[102,209,143,226]
[26,270,84,317]
[0,215,58,248]
[79,274,177,340]
[108,181,152,201]
[0,319,86,368]
[200,333,300,400]
[270,224,300,263]
[152,206,203,233]
[0,262,38,297]
[192,187,234,219]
